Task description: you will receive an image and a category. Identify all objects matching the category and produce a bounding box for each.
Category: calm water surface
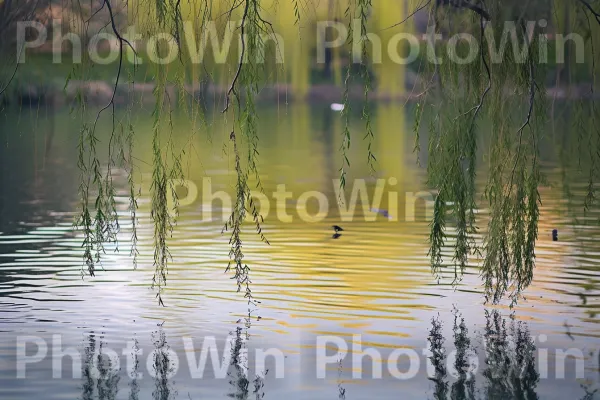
[0,103,598,399]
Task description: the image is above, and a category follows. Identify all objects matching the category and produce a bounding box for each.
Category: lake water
[0,102,598,399]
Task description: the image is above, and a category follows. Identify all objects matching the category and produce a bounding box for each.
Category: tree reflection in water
[81,333,120,400]
[428,309,538,400]
[79,329,176,400]
[150,328,177,400]
[427,309,597,400]
[77,323,268,400]
[75,312,595,400]
[227,326,268,400]
[128,336,140,400]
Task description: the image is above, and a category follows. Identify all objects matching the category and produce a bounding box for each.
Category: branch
[508,22,536,192]
[382,0,432,31]
[0,0,42,96]
[517,53,536,140]
[577,0,600,24]
[583,5,597,93]
[85,0,106,23]
[103,0,136,52]
[458,13,491,126]
[437,0,490,21]
[222,0,250,113]
[91,0,136,133]
[0,45,24,97]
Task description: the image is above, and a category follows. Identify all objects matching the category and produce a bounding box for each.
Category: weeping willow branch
[76,124,95,277]
[338,0,356,197]
[223,131,253,302]
[582,0,600,216]
[0,45,24,97]
[150,79,172,307]
[86,0,106,23]
[480,19,543,305]
[457,14,491,124]
[0,0,46,98]
[292,0,301,26]
[382,0,431,31]
[222,0,250,114]
[436,0,490,21]
[91,0,138,133]
[507,20,537,200]
[577,0,600,24]
[423,6,550,304]
[357,0,376,174]
[71,7,101,278]
[220,0,270,304]
[116,121,139,269]
[72,0,141,278]
[146,23,182,305]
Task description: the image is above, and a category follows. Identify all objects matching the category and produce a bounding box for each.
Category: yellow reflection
[373,1,408,98]
[127,104,430,332]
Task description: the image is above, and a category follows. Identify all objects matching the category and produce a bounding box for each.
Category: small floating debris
[330,103,345,112]
[371,208,392,219]
[552,229,558,241]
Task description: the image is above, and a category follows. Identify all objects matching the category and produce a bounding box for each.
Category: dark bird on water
[552,229,558,241]
[331,225,343,239]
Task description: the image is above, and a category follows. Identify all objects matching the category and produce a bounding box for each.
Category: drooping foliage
[2,0,600,306]
[413,0,600,305]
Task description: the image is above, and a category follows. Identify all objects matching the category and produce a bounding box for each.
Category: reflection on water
[0,103,599,399]
[58,310,597,400]
[129,336,140,400]
[150,328,177,400]
[81,333,121,400]
[73,324,269,400]
[226,326,269,400]
[427,309,600,400]
[428,309,538,400]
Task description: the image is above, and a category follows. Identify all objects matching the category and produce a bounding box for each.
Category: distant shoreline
[2,80,598,108]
